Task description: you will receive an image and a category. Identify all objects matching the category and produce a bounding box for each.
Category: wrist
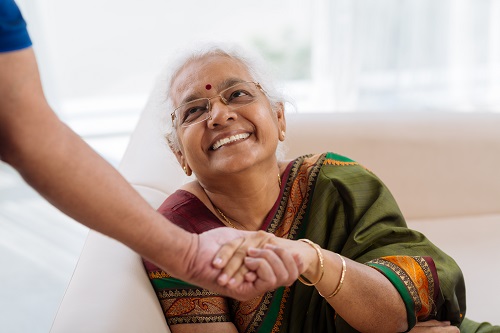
[137,215,194,278]
[303,248,319,277]
[297,239,324,286]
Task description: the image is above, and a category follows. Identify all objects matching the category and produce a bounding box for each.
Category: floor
[0,135,131,333]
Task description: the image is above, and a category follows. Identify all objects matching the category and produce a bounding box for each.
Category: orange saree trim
[368,256,438,321]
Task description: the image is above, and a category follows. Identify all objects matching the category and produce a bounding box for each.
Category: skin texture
[166,54,412,333]
[0,47,302,301]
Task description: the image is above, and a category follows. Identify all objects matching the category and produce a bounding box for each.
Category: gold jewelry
[281,130,286,139]
[319,253,346,299]
[210,171,281,229]
[297,239,324,286]
[215,207,237,229]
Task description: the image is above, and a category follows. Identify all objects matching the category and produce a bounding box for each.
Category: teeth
[212,133,250,150]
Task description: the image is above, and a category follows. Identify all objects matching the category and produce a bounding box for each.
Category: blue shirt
[0,0,32,52]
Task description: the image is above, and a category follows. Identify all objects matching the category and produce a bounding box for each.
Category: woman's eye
[183,106,207,121]
[229,90,249,100]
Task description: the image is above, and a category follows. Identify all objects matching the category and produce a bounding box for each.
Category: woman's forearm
[314,252,407,332]
[274,237,407,332]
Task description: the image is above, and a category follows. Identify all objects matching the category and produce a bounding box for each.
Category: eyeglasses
[171,81,265,127]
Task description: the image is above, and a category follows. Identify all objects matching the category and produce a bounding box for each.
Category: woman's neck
[185,163,285,231]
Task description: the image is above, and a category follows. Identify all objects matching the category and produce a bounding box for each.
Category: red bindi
[205,84,212,90]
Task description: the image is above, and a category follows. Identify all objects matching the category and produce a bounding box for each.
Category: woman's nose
[207,98,236,128]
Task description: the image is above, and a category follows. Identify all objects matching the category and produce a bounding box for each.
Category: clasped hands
[182,228,305,301]
[185,229,341,302]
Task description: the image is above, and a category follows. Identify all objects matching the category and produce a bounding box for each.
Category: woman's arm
[271,238,408,333]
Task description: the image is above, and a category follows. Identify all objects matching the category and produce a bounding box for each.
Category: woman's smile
[211,132,250,150]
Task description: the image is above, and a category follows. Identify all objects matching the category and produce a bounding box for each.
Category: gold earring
[281,130,286,139]
[183,166,188,175]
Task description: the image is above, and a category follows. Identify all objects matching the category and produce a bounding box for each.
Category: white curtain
[308,0,500,112]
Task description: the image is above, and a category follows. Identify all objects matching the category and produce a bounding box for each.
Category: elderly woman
[142,45,491,333]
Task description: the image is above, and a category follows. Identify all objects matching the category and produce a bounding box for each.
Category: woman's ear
[276,102,286,141]
[173,148,192,176]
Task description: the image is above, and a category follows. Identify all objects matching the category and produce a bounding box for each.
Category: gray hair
[154,43,289,159]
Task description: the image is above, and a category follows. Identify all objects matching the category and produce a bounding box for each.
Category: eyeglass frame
[170,81,266,128]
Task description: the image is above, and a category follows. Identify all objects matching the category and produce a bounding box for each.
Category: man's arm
[0,47,194,276]
[0,47,300,300]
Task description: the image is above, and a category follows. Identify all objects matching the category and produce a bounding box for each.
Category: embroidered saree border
[233,291,273,333]
[271,287,291,333]
[367,256,438,330]
[156,286,232,326]
[269,153,324,240]
[240,154,323,332]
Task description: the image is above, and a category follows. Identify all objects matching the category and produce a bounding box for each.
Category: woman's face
[170,55,285,183]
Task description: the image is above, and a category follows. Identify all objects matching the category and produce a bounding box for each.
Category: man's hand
[181,228,302,301]
[409,321,459,333]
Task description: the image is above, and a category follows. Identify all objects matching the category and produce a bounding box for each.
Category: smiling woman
[140,44,498,333]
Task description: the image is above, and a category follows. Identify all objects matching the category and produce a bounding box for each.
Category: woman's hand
[212,230,303,288]
[268,237,323,283]
[409,320,459,332]
[215,234,323,288]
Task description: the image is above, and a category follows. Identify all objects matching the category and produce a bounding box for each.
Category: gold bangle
[297,239,324,286]
[319,253,346,299]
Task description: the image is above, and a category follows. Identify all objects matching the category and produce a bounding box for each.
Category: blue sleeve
[0,0,32,52]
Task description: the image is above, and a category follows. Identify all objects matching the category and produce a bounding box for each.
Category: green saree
[143,152,471,332]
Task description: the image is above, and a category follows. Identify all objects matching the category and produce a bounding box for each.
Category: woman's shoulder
[296,151,377,181]
[285,152,363,168]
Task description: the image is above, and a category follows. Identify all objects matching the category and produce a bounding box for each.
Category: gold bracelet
[297,239,324,286]
[319,253,346,299]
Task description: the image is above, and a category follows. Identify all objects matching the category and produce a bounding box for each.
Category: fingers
[216,237,247,286]
[243,254,277,288]
[244,271,257,282]
[410,321,459,333]
[213,230,273,269]
[212,237,246,269]
[246,244,301,288]
[215,231,275,286]
[212,230,302,292]
[262,244,301,285]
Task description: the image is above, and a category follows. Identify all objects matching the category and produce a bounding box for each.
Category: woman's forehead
[171,56,251,100]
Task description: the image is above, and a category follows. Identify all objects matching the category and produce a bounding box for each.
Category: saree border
[367,255,439,330]
[156,288,232,326]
